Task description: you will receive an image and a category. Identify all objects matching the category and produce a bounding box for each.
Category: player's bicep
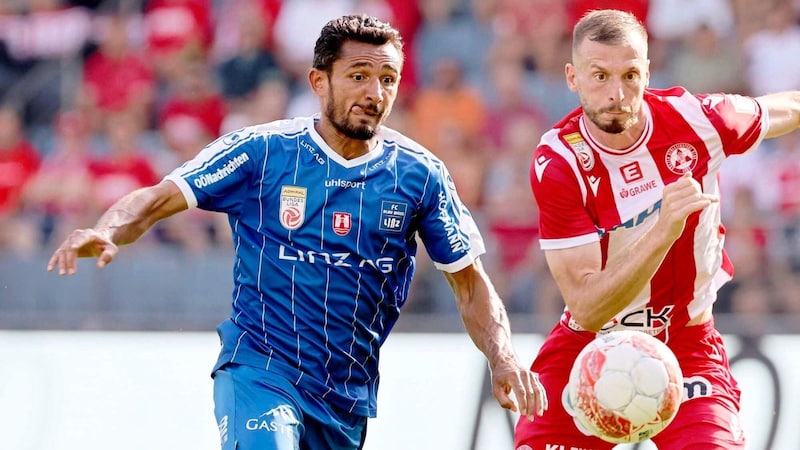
[757,91,800,139]
[544,242,602,311]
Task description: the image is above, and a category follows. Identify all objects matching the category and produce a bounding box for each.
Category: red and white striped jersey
[530,87,769,333]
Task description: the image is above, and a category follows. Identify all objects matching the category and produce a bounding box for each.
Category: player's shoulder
[644,86,692,101]
[379,125,441,165]
[538,112,582,157]
[247,116,315,139]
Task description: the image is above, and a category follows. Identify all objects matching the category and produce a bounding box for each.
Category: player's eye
[594,73,607,81]
[626,72,640,81]
[382,76,396,84]
[352,73,365,81]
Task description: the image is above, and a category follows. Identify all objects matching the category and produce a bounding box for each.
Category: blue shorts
[212,363,368,450]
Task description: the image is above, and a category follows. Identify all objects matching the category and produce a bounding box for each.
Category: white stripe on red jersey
[530,87,770,332]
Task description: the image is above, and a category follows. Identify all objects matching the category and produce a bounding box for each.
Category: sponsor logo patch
[280,186,307,230]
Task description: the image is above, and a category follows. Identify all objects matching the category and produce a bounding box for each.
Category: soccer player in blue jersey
[47,14,547,449]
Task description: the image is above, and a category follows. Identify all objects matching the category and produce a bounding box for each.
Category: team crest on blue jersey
[379,201,407,233]
[280,186,307,230]
[332,212,352,236]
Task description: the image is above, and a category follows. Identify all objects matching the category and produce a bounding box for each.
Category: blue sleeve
[415,161,486,273]
[164,128,266,215]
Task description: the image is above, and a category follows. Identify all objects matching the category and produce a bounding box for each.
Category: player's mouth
[352,105,380,117]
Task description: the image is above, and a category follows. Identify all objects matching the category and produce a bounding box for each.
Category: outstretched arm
[47,180,188,275]
[443,257,548,421]
[758,91,800,139]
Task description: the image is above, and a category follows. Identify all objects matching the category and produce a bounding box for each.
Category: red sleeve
[697,93,765,156]
[530,144,598,243]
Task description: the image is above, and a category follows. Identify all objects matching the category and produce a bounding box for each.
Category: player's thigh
[213,364,304,450]
[652,396,745,450]
[300,413,367,450]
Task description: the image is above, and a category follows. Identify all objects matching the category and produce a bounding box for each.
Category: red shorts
[514,319,745,450]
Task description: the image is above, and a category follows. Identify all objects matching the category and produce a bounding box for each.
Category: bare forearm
[460,292,517,369]
[448,265,518,368]
[564,223,674,331]
[94,183,187,246]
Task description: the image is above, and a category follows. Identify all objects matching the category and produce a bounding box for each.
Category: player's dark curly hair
[312,14,404,73]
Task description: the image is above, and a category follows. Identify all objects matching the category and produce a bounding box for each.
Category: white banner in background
[0,332,797,450]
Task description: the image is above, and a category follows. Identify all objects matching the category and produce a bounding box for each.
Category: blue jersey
[164,115,485,417]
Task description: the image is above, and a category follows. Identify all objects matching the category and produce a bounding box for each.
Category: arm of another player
[47,180,188,275]
[757,91,800,139]
[545,172,718,332]
[443,257,548,421]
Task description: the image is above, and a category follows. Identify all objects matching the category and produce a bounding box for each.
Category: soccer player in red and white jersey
[515,9,800,450]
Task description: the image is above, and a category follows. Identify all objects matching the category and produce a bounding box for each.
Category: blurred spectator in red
[0,104,41,251]
[482,115,541,275]
[0,0,93,126]
[410,58,487,154]
[380,0,421,97]
[89,110,160,211]
[78,13,156,133]
[565,0,648,26]
[143,0,214,81]
[158,61,226,162]
[23,110,96,246]
[213,0,281,60]
[481,61,548,150]
[493,0,568,56]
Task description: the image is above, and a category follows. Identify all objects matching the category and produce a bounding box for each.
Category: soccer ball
[565,330,683,444]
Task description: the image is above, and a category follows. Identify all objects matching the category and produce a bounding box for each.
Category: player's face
[566,35,649,135]
[316,41,401,140]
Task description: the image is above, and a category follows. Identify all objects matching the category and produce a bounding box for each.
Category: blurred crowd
[2,0,800,318]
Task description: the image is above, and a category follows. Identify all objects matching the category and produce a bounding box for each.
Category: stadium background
[1,0,800,449]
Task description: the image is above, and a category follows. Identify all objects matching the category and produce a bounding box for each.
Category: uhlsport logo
[280,186,307,230]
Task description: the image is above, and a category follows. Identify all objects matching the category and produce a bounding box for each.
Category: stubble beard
[585,103,638,135]
[325,94,379,141]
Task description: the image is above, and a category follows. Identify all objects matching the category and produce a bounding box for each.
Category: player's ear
[308,68,328,96]
[565,63,578,92]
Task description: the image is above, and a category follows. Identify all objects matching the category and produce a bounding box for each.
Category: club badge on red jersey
[665,143,698,174]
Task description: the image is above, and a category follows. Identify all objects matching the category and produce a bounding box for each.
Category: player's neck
[314,121,376,160]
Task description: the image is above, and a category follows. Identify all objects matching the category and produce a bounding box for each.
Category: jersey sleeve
[530,144,600,250]
[416,161,486,273]
[697,93,768,156]
[163,127,265,214]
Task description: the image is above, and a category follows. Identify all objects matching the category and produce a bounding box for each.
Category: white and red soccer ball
[565,330,684,444]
